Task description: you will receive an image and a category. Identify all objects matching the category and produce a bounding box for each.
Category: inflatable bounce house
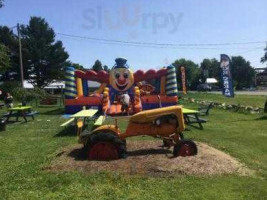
[64,58,178,115]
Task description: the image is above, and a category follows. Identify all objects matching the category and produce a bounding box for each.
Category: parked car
[197,84,212,92]
[249,87,256,91]
[211,85,222,91]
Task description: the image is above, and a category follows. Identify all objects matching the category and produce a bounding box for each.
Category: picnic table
[60,109,104,139]
[4,106,37,122]
[182,108,207,129]
[60,109,99,127]
[71,109,98,118]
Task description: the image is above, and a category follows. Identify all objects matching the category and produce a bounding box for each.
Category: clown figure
[109,58,135,109]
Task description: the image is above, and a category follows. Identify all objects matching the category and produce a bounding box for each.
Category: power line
[57,32,266,50]
[56,32,267,47]
[237,47,264,54]
[58,34,265,50]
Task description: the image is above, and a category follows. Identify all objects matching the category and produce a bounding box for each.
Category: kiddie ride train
[64,58,197,160]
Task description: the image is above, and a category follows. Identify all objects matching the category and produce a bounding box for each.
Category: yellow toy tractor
[78,106,197,160]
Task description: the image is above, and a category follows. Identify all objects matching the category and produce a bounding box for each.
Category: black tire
[85,132,127,160]
[121,139,127,151]
[173,139,197,157]
[162,139,171,147]
[162,133,184,147]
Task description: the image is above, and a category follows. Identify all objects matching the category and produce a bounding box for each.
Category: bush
[0,81,20,98]
[39,97,58,105]
[12,87,47,104]
[29,87,48,101]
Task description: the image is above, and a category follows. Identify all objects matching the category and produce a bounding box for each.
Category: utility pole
[17,23,24,88]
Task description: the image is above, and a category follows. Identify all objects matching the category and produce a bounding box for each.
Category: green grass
[184,92,266,108]
[0,105,266,199]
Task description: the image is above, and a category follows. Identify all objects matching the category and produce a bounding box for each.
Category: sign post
[17,23,24,88]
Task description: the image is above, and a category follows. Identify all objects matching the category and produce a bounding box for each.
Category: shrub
[0,81,20,98]
[12,87,47,104]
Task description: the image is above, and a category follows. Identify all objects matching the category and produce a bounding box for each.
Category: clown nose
[118,77,126,85]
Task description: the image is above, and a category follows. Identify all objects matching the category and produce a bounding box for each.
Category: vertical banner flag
[180,66,187,95]
[220,54,234,97]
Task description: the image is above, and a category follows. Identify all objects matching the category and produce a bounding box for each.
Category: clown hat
[113,58,129,69]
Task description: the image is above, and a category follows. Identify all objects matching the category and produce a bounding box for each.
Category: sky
[0,0,267,71]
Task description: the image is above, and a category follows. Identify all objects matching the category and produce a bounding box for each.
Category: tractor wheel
[162,133,184,147]
[85,132,127,160]
[163,139,171,148]
[173,139,197,157]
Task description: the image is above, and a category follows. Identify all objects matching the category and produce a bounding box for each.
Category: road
[207,91,267,95]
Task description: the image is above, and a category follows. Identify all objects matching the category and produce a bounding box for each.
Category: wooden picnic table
[182,108,207,129]
[63,109,100,137]
[71,109,98,118]
[71,109,99,126]
[61,109,99,128]
[5,106,36,122]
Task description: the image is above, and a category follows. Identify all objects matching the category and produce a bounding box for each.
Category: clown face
[109,68,134,92]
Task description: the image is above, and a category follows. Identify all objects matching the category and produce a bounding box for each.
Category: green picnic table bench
[3,106,38,122]
[60,118,75,127]
[182,108,208,129]
[94,115,105,126]
[60,109,99,127]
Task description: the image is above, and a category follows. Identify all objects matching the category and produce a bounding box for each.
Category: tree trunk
[264,98,267,113]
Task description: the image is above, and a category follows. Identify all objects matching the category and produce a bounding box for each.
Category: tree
[200,58,221,84]
[265,98,267,113]
[172,58,201,90]
[0,43,10,73]
[0,26,17,48]
[91,60,103,72]
[72,63,85,70]
[0,0,4,8]
[231,56,255,90]
[103,65,109,72]
[261,44,267,64]
[0,26,21,81]
[20,17,69,88]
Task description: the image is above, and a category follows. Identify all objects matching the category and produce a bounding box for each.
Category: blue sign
[220,54,234,97]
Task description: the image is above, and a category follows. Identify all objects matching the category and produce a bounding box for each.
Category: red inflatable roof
[75,70,109,83]
[75,68,167,83]
[134,68,167,82]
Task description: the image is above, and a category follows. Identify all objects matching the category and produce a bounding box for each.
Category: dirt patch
[46,140,252,176]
